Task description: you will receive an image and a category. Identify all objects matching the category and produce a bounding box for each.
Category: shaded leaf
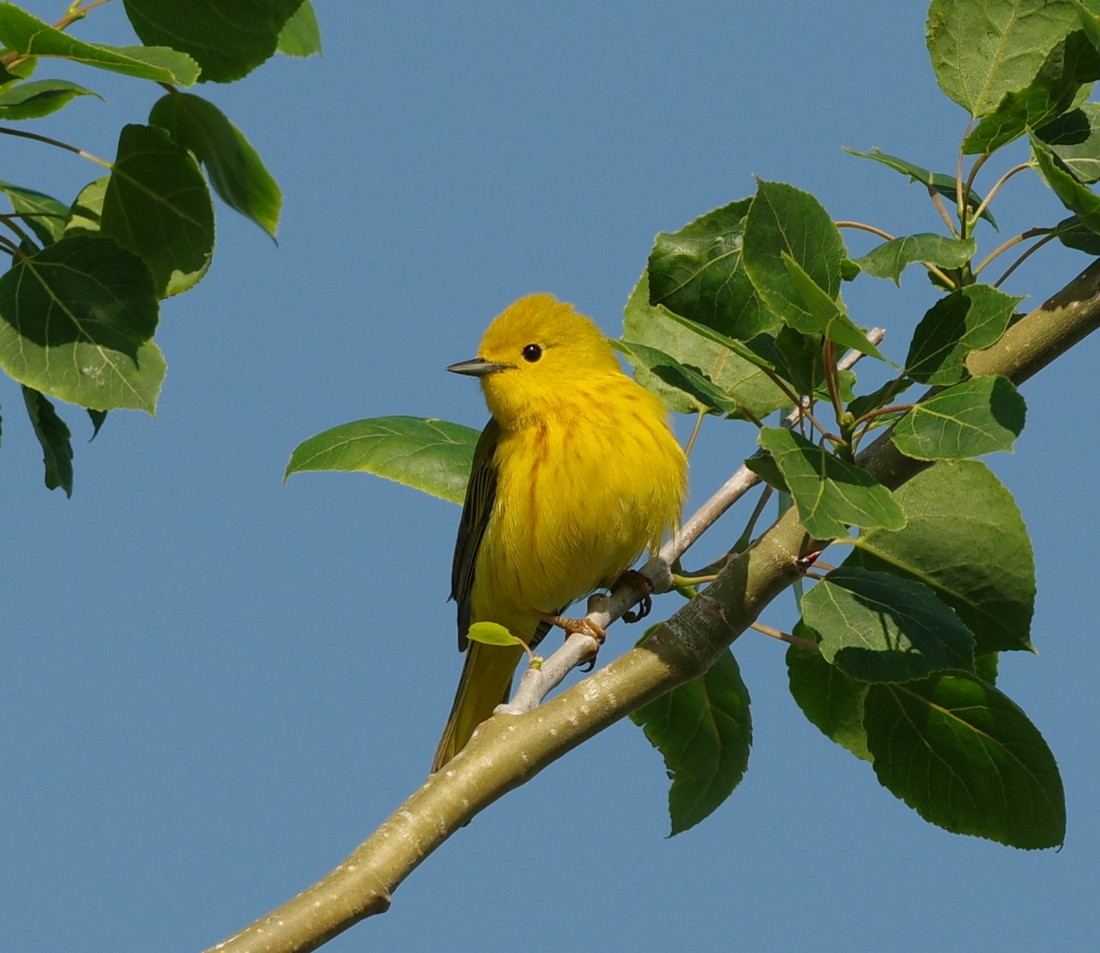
[1031,130,1100,230]
[1052,213,1100,253]
[854,233,976,283]
[285,415,479,505]
[786,643,871,761]
[0,78,99,120]
[0,235,164,414]
[845,147,998,228]
[123,0,303,83]
[87,408,107,440]
[631,649,751,836]
[101,124,215,297]
[800,566,975,682]
[905,284,1021,385]
[758,427,906,538]
[647,198,778,341]
[66,177,108,236]
[742,180,846,331]
[865,673,1065,848]
[22,385,73,496]
[891,375,1025,460]
[622,274,788,418]
[847,461,1035,654]
[614,340,742,416]
[150,92,281,238]
[0,3,199,85]
[1036,104,1100,182]
[0,180,68,245]
[278,0,322,57]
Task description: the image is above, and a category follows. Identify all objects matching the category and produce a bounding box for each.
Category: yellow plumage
[432,293,687,771]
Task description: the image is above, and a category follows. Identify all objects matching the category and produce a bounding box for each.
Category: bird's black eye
[522,343,542,363]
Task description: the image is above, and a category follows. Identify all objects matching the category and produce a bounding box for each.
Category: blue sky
[4,3,1098,951]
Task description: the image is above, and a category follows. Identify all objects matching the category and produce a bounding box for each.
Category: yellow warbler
[432,293,687,771]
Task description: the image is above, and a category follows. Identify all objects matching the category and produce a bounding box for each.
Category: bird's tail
[431,640,525,772]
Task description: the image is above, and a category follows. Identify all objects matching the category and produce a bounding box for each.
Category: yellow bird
[432,293,687,771]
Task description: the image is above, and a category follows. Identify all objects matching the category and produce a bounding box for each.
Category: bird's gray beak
[447,358,508,377]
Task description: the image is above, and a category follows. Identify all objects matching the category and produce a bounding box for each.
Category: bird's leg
[537,611,607,644]
[616,568,654,623]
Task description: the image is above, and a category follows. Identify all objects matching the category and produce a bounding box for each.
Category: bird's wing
[450,417,500,651]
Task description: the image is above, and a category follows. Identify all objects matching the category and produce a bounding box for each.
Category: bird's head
[448,294,623,424]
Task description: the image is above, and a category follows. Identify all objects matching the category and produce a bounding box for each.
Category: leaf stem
[973,227,1051,279]
[928,186,959,236]
[969,162,1029,227]
[750,621,820,652]
[835,220,895,241]
[992,231,1059,288]
[0,126,112,171]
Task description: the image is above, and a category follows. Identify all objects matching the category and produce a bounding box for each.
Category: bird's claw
[616,569,654,623]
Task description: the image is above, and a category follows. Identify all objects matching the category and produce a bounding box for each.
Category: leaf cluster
[288,0,1093,850]
[0,0,321,495]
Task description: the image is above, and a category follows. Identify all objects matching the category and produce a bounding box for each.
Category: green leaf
[0,78,99,120]
[621,274,788,418]
[1031,130,1100,230]
[786,643,871,761]
[65,177,108,236]
[0,235,164,414]
[631,649,751,836]
[0,180,68,245]
[123,0,303,83]
[614,340,742,416]
[647,198,779,341]
[1052,213,1100,253]
[466,622,525,649]
[0,3,199,85]
[779,252,888,360]
[800,566,975,683]
[865,673,1065,848]
[149,92,281,239]
[278,1,323,59]
[758,427,906,538]
[22,385,73,496]
[1080,0,1100,48]
[844,147,998,228]
[100,124,215,297]
[1035,104,1100,182]
[905,284,1022,385]
[926,0,1080,118]
[743,450,788,492]
[964,29,1100,154]
[847,461,1035,654]
[891,375,1026,460]
[853,234,977,284]
[87,407,107,440]
[742,180,846,331]
[285,416,480,505]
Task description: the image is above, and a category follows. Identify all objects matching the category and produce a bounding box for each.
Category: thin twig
[750,621,820,652]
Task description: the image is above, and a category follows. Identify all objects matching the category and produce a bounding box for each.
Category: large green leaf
[865,673,1065,848]
[0,78,99,120]
[742,180,846,332]
[22,385,73,496]
[926,0,1080,118]
[631,648,752,836]
[647,198,778,341]
[614,340,743,416]
[786,644,871,761]
[100,124,215,298]
[621,274,788,418]
[800,566,975,683]
[905,284,1021,385]
[847,461,1035,654]
[0,3,199,85]
[150,92,281,239]
[285,416,480,505]
[853,234,976,284]
[757,427,906,538]
[891,375,1026,460]
[964,29,1100,154]
[123,0,303,83]
[0,235,164,414]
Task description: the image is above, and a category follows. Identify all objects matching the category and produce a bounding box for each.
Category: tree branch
[205,259,1100,953]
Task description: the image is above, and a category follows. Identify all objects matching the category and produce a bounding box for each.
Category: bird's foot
[538,611,607,644]
[615,569,654,623]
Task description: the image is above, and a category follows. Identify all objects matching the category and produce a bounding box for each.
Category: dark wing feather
[450,418,500,651]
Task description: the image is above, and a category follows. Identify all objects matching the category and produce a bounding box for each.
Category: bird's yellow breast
[470,373,686,640]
